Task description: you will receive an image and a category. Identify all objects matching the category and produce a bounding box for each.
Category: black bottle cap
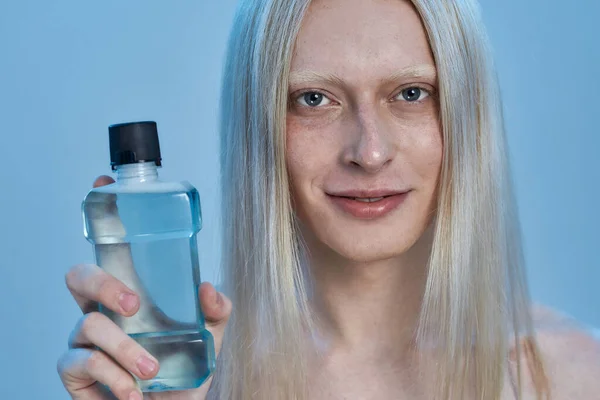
[109,121,162,170]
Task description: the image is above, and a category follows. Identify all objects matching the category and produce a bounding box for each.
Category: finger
[199,282,232,353]
[93,175,115,188]
[68,312,159,381]
[199,282,232,325]
[65,264,139,316]
[57,348,143,400]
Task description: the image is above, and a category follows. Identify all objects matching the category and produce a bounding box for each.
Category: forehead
[291,0,434,77]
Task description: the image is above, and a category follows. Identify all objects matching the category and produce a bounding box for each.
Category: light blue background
[0,1,597,399]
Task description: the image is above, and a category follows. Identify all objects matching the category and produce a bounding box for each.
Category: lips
[351,196,386,202]
[329,189,408,199]
[326,190,411,220]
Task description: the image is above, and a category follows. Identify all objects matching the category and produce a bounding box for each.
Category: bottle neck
[115,162,159,183]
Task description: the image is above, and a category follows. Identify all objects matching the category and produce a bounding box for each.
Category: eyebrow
[288,64,437,87]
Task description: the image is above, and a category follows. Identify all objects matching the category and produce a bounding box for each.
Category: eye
[296,91,332,107]
[395,87,430,102]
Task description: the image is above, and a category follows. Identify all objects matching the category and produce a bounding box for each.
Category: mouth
[337,195,396,202]
[325,190,411,219]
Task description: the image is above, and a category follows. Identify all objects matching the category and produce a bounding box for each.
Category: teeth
[354,197,385,203]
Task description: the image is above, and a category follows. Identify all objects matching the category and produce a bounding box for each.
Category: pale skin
[287,0,441,397]
[287,0,439,397]
[57,0,599,399]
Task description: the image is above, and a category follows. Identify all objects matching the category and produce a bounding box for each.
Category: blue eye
[397,87,430,102]
[297,92,332,107]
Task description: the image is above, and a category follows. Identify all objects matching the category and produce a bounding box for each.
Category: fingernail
[119,293,138,313]
[137,355,157,376]
[129,390,143,400]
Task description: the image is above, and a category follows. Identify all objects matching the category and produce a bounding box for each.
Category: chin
[318,229,425,264]
[296,199,436,265]
[335,248,406,264]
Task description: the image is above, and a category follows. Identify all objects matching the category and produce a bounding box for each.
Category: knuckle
[94,273,110,293]
[85,349,104,372]
[110,370,135,398]
[56,352,69,377]
[65,264,86,289]
[67,327,78,349]
[79,311,105,336]
[95,273,117,299]
[68,316,88,348]
[116,337,142,366]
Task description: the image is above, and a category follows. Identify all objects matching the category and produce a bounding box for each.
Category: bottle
[82,121,216,392]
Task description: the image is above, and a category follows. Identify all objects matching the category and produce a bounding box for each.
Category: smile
[326,192,410,220]
[346,196,387,202]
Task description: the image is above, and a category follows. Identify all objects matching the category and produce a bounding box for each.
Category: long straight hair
[213,0,550,399]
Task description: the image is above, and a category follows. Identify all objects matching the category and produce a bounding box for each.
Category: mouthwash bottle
[82,121,215,392]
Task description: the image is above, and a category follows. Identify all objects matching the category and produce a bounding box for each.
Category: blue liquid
[83,182,215,392]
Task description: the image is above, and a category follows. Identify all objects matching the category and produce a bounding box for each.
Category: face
[286,0,442,263]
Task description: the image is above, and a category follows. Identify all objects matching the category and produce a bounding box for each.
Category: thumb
[199,282,232,352]
[93,175,115,188]
[199,281,232,325]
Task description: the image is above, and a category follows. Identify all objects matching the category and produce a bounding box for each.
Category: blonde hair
[213,0,550,399]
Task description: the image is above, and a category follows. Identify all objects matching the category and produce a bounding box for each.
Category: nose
[342,107,394,173]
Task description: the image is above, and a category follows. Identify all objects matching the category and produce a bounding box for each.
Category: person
[57,0,600,399]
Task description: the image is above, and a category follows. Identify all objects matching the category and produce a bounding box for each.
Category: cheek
[285,119,325,211]
[408,126,443,217]
[420,135,443,181]
[285,119,311,187]
[406,120,443,183]
[285,117,339,184]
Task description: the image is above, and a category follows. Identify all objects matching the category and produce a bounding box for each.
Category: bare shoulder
[517,304,600,399]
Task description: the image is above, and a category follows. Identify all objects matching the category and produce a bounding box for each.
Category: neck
[306,225,433,362]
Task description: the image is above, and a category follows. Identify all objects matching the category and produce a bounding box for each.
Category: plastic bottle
[82,121,215,392]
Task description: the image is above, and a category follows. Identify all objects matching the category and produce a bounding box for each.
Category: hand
[57,176,232,400]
